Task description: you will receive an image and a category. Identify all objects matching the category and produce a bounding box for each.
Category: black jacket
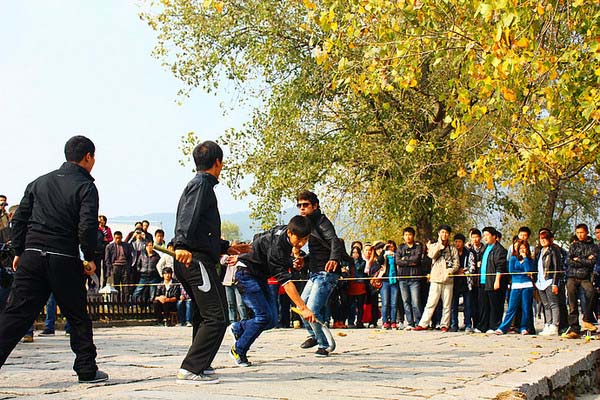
[479,242,508,291]
[155,281,181,299]
[11,162,99,261]
[396,242,423,278]
[566,237,596,280]
[533,244,563,286]
[104,241,134,269]
[305,209,343,273]
[238,226,294,285]
[173,172,229,264]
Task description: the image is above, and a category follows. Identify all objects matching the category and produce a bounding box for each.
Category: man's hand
[12,255,19,272]
[156,295,166,304]
[293,256,305,270]
[83,260,96,276]
[226,255,238,266]
[228,243,252,255]
[325,260,338,272]
[175,249,193,267]
[180,295,185,301]
[494,278,500,291]
[552,285,559,295]
[300,306,316,323]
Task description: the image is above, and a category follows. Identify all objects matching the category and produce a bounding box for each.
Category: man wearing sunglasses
[296,190,343,357]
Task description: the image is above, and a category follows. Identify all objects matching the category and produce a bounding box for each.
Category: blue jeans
[231,270,278,356]
[225,285,247,322]
[380,281,399,323]
[498,287,533,333]
[177,299,192,325]
[399,279,422,326]
[301,271,339,349]
[45,293,71,332]
[132,276,161,302]
[450,288,473,329]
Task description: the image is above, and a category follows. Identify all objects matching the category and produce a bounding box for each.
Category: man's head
[163,267,173,281]
[155,229,164,244]
[595,224,600,241]
[0,195,6,210]
[65,136,95,173]
[114,231,123,244]
[469,228,482,246]
[142,220,150,232]
[539,229,554,247]
[575,223,589,241]
[482,226,498,245]
[167,241,175,252]
[403,227,416,245]
[518,226,531,241]
[145,240,154,254]
[438,225,452,243]
[193,141,223,176]
[296,190,319,216]
[287,215,312,249]
[454,233,466,250]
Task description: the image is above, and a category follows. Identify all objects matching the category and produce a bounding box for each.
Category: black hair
[596,224,600,231]
[576,223,589,232]
[438,224,452,233]
[155,229,165,236]
[193,140,223,171]
[162,267,173,274]
[134,221,142,227]
[296,190,319,206]
[64,135,95,162]
[287,215,312,238]
[454,233,466,242]
[469,228,481,237]
[114,231,123,237]
[482,226,497,237]
[403,227,416,235]
[142,220,150,225]
[99,215,107,222]
[518,226,531,235]
[0,195,6,200]
[167,241,174,248]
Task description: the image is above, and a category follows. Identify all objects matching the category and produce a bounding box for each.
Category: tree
[221,220,241,242]
[142,0,600,238]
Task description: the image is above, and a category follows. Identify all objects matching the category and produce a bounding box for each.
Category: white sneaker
[547,324,559,336]
[176,369,219,385]
[539,324,551,336]
[485,329,495,334]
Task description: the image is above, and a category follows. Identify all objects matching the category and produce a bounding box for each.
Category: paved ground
[0,324,599,399]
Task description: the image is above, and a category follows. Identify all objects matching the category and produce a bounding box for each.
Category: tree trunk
[543,177,561,230]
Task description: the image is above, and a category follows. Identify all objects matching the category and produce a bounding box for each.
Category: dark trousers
[566,277,595,333]
[112,264,131,300]
[476,288,504,332]
[174,256,228,375]
[153,300,177,323]
[0,251,97,377]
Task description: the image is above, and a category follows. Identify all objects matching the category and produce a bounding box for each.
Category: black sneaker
[78,370,109,384]
[229,346,251,367]
[38,329,55,336]
[315,348,329,357]
[300,337,318,349]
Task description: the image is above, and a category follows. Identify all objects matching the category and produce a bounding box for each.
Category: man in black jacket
[475,226,508,333]
[396,227,424,329]
[296,190,343,357]
[173,141,250,384]
[564,223,597,338]
[228,216,315,367]
[0,136,107,383]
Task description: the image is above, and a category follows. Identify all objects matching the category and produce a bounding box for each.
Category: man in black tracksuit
[173,141,250,384]
[228,216,315,366]
[0,136,107,383]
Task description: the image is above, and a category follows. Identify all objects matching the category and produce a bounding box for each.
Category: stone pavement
[1,325,599,400]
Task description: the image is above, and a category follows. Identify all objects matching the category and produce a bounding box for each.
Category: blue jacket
[508,256,534,285]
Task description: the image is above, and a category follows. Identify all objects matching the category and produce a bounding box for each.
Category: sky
[0,1,253,220]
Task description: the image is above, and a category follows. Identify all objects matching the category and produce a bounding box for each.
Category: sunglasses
[296,202,312,209]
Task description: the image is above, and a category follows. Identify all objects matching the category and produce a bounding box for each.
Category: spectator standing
[222,253,247,322]
[534,229,562,336]
[397,227,424,330]
[379,241,400,329]
[104,231,134,299]
[133,241,162,302]
[347,246,367,328]
[450,233,476,332]
[177,286,193,327]
[96,215,112,287]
